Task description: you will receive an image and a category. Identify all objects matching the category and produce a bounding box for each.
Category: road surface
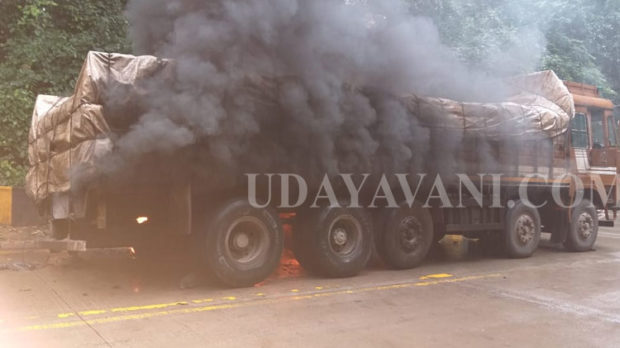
[2,225,620,347]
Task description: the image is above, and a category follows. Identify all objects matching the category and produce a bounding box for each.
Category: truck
[26,52,619,287]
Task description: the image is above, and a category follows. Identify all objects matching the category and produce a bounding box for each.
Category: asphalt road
[2,225,620,347]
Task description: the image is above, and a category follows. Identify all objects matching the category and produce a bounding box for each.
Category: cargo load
[26,51,575,204]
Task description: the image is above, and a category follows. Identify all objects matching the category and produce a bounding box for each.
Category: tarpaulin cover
[26,52,575,203]
[26,52,169,203]
[404,70,574,139]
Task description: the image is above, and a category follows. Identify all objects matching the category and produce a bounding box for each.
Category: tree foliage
[408,0,620,100]
[0,0,130,186]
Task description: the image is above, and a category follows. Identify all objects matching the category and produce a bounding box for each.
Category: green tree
[587,0,620,103]
[539,0,616,99]
[408,0,620,101]
[0,0,130,186]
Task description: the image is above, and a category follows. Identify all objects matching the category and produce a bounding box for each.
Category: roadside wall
[0,187,43,226]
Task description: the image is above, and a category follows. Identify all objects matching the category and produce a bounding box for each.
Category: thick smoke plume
[107,0,542,190]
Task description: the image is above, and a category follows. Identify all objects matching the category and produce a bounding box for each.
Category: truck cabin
[565,81,618,169]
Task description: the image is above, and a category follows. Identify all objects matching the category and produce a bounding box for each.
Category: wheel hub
[398,217,422,252]
[333,228,348,246]
[515,214,535,245]
[233,232,250,249]
[577,212,593,239]
[328,215,362,256]
[225,217,269,266]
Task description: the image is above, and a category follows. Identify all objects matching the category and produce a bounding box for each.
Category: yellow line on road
[192,298,214,304]
[18,273,502,332]
[111,302,188,313]
[58,310,108,318]
[57,313,75,319]
[419,273,454,280]
[56,302,191,318]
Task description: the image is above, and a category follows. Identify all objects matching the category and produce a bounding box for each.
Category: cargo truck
[26,52,619,287]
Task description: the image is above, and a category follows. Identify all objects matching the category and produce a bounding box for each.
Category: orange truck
[26,52,619,287]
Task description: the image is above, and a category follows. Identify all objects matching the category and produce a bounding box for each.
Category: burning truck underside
[24,51,614,287]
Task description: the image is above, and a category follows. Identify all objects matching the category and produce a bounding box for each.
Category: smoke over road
[105,0,543,189]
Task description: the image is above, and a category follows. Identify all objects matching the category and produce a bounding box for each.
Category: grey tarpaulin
[26,52,574,204]
[26,52,170,204]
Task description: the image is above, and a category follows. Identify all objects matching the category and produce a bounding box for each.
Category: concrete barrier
[0,186,44,226]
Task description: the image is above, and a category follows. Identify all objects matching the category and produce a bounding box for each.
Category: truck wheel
[376,202,433,269]
[503,200,541,258]
[201,200,283,288]
[564,199,598,252]
[50,219,70,240]
[294,206,372,278]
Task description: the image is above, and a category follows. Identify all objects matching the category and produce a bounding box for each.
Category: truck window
[570,113,588,148]
[591,111,604,148]
[608,116,617,147]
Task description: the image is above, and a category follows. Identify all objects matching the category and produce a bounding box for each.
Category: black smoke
[101,0,539,190]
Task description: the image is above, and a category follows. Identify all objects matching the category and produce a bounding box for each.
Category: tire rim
[577,212,594,240]
[515,214,536,245]
[397,216,424,253]
[328,215,362,256]
[224,216,270,267]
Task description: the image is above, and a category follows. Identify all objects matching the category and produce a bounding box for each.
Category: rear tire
[376,202,434,269]
[200,200,283,288]
[293,206,372,278]
[503,200,541,258]
[564,199,598,252]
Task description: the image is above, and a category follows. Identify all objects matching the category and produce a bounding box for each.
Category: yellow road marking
[419,273,454,280]
[79,310,107,316]
[417,277,477,287]
[192,298,214,304]
[17,273,501,332]
[23,303,252,331]
[291,289,300,293]
[55,299,229,320]
[111,302,188,313]
[57,309,108,319]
